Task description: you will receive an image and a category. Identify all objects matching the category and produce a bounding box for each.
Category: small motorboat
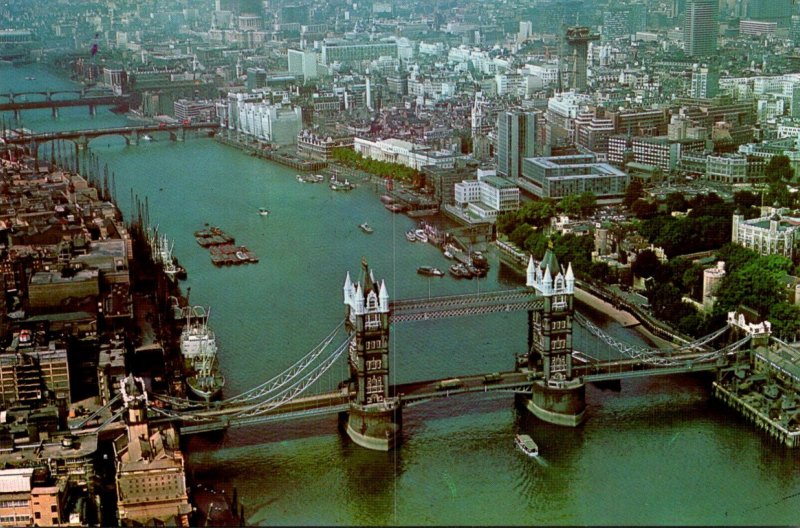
[258,208,270,216]
[359,222,374,234]
[449,263,471,278]
[406,230,417,242]
[417,266,444,277]
[515,434,539,457]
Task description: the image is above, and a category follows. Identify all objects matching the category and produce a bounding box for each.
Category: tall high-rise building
[496,111,539,181]
[684,0,718,57]
[565,27,599,92]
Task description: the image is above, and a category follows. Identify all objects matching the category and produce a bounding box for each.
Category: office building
[684,0,718,57]
[520,154,628,202]
[496,111,539,181]
[565,27,599,91]
[454,175,520,222]
[320,40,398,66]
[287,49,319,82]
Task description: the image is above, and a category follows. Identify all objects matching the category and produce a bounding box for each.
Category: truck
[436,378,463,390]
[483,372,502,384]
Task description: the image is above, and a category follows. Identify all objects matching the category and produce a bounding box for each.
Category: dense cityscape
[0,0,799,525]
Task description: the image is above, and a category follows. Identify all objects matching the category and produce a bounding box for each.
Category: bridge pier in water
[519,248,586,426]
[342,259,401,450]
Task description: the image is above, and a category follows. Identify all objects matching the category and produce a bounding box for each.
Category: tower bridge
[78,250,796,450]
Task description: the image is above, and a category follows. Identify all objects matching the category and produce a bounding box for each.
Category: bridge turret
[341,258,400,451]
[565,263,575,292]
[379,279,389,312]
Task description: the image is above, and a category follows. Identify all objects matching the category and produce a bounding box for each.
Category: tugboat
[417,266,444,277]
[359,222,374,234]
[180,306,225,401]
[515,434,539,457]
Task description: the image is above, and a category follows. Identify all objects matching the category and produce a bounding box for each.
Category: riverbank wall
[215,134,327,172]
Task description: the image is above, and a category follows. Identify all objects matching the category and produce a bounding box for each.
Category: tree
[665,192,689,213]
[509,224,533,248]
[631,199,658,219]
[769,303,800,341]
[733,190,760,211]
[577,191,597,217]
[558,194,581,216]
[714,255,791,318]
[631,249,662,279]
[623,179,644,208]
[765,154,793,183]
[519,200,554,228]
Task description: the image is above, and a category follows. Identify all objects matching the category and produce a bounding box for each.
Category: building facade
[353,138,455,171]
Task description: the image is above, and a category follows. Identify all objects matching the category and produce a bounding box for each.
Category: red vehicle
[182,119,191,125]
[159,122,167,128]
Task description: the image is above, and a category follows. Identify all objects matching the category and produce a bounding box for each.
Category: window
[553,295,567,310]
[51,505,57,513]
[366,358,382,370]
[365,313,380,329]
[34,513,41,520]
[366,375,383,394]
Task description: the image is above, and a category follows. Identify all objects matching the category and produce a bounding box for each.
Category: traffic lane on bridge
[192,389,349,418]
[391,371,531,400]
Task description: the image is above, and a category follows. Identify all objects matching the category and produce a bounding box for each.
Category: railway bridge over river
[76,252,796,450]
[1,122,220,157]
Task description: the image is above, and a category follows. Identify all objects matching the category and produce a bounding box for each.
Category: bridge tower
[120,375,150,444]
[342,258,401,450]
[522,246,586,426]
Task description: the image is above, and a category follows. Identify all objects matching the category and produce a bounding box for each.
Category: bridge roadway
[0,89,113,102]
[0,95,130,113]
[389,288,544,323]
[572,349,725,381]
[1,122,220,145]
[89,350,732,436]
[174,371,533,435]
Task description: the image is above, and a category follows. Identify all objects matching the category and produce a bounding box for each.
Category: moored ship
[180,306,225,401]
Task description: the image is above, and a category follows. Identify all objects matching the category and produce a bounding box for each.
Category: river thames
[2,62,799,525]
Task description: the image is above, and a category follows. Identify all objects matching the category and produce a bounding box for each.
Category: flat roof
[481,176,517,189]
